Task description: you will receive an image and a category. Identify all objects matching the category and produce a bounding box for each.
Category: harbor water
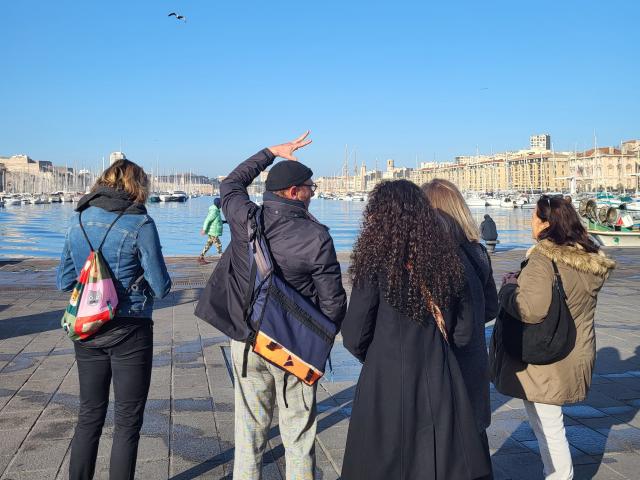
[0,197,536,259]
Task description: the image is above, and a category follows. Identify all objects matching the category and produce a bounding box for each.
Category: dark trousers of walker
[69,325,153,480]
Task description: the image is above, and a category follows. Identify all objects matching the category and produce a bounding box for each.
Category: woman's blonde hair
[93,159,149,204]
[421,178,480,242]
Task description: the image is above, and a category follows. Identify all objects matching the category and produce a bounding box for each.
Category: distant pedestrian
[490,195,615,480]
[423,178,499,479]
[480,214,498,242]
[199,197,223,264]
[195,132,346,479]
[57,159,172,480]
[341,179,490,480]
[480,213,499,253]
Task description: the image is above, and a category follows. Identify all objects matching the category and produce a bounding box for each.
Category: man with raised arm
[195,132,346,479]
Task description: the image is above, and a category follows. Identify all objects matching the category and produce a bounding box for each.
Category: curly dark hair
[350,180,465,324]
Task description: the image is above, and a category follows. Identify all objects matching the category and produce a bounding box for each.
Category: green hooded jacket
[202,204,223,237]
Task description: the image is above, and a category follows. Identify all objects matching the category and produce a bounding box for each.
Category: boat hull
[466,199,487,207]
[588,230,640,247]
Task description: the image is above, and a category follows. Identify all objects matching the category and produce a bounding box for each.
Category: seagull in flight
[168,12,186,22]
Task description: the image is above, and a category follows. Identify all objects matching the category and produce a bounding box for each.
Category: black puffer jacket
[195,149,347,341]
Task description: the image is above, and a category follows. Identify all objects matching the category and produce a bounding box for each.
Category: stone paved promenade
[1,249,640,479]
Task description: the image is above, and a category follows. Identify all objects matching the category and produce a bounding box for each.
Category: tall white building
[109,151,127,165]
[530,134,551,151]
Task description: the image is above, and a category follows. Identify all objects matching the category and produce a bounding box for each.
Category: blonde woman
[57,159,172,480]
[422,179,499,479]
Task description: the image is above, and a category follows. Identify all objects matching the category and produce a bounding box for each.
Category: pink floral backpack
[61,211,123,341]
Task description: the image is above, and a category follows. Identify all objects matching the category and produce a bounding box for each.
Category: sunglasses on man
[299,182,318,192]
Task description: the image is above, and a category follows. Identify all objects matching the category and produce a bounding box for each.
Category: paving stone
[135,458,169,479]
[0,429,29,456]
[0,455,12,476]
[169,456,229,479]
[2,392,53,412]
[565,425,625,456]
[2,468,61,479]
[0,411,39,432]
[563,405,608,419]
[601,426,640,451]
[600,451,640,479]
[491,451,544,480]
[573,462,626,479]
[520,439,599,465]
[28,418,76,441]
[6,438,69,474]
[137,435,170,461]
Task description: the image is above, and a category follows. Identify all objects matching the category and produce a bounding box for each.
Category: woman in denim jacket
[57,159,171,480]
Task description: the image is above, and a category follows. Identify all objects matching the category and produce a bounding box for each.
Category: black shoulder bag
[497,260,576,365]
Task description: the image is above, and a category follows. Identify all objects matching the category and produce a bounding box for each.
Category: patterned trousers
[200,235,222,256]
[230,339,317,480]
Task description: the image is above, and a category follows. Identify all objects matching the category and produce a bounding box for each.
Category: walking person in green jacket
[198,197,223,264]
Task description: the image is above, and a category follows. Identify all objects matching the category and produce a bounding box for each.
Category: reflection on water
[0,197,534,258]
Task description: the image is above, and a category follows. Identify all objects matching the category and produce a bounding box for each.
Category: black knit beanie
[265,161,313,191]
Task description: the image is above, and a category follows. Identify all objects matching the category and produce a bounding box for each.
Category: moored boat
[579,198,640,247]
[500,196,516,208]
[586,222,640,247]
[465,196,487,207]
[171,190,189,202]
[4,195,23,206]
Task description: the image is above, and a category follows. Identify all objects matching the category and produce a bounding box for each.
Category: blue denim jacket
[56,206,172,318]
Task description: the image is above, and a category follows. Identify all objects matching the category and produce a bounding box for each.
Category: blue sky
[2,0,639,177]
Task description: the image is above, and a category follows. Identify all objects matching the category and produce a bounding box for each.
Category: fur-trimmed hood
[527,239,616,277]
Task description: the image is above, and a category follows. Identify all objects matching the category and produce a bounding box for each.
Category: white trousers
[523,400,574,480]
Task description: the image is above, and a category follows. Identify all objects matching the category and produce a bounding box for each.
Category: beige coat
[490,240,616,405]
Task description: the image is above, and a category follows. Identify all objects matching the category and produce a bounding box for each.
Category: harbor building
[316,136,639,195]
[0,151,216,195]
[530,134,551,151]
[569,146,639,192]
[109,151,127,165]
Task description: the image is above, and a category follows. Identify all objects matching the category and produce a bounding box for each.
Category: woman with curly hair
[340,180,490,480]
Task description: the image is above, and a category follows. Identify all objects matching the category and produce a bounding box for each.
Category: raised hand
[267,131,312,161]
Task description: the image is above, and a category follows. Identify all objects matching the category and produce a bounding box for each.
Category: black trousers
[69,325,153,480]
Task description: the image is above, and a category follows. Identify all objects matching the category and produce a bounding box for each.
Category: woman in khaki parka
[490,195,615,480]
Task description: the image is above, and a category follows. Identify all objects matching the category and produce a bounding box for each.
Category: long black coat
[449,241,499,432]
[341,281,490,480]
[195,149,347,340]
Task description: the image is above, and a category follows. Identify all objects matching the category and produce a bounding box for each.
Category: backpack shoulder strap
[241,206,261,378]
[78,211,94,251]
